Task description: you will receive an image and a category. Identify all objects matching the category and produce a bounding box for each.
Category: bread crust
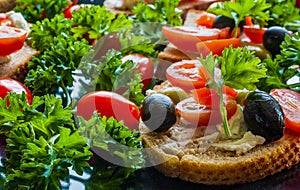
[140,121,300,185]
[0,0,15,13]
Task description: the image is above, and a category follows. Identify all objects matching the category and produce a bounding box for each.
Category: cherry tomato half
[166,60,211,92]
[162,26,221,52]
[0,26,27,56]
[76,91,140,130]
[0,78,33,105]
[243,26,267,44]
[270,89,300,133]
[196,38,241,56]
[121,54,154,90]
[176,91,237,126]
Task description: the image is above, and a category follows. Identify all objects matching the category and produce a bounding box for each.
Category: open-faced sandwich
[0,0,299,189]
[139,0,300,185]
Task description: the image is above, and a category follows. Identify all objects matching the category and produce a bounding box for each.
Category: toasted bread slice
[140,121,300,185]
[0,0,15,13]
[0,44,38,82]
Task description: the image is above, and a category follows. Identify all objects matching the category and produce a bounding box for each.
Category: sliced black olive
[263,26,292,57]
[243,91,285,143]
[140,93,177,132]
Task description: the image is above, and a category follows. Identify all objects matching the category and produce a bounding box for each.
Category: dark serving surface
[64,162,300,190]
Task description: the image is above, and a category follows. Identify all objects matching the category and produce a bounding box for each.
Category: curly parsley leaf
[77,114,144,187]
[71,5,133,40]
[218,46,267,90]
[29,14,72,52]
[78,50,144,106]
[257,32,300,92]
[0,93,92,190]
[208,0,271,29]
[131,0,182,26]
[25,35,90,103]
[119,31,159,58]
[267,0,300,27]
[14,0,70,23]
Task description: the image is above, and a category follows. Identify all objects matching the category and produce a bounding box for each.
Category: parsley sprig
[77,50,144,106]
[267,0,300,27]
[131,0,182,26]
[71,6,133,41]
[77,113,144,189]
[14,0,70,23]
[208,0,271,37]
[257,32,300,92]
[0,93,92,189]
[199,46,267,137]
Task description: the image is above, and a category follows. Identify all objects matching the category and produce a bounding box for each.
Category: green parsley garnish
[258,32,300,92]
[0,93,92,189]
[199,46,267,137]
[208,0,271,37]
[14,0,70,23]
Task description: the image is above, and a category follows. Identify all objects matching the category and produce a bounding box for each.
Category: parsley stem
[219,86,232,137]
[61,80,71,108]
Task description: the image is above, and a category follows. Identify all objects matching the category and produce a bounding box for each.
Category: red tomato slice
[195,12,216,28]
[196,38,241,57]
[162,26,221,52]
[222,85,238,99]
[243,26,267,44]
[191,87,220,107]
[0,26,27,56]
[176,93,237,126]
[0,78,33,105]
[270,89,300,133]
[166,60,211,92]
[76,91,140,130]
[121,54,154,90]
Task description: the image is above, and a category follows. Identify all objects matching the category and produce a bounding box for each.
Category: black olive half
[140,93,177,132]
[243,91,285,143]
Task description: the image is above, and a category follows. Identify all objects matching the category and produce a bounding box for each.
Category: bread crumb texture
[140,121,300,185]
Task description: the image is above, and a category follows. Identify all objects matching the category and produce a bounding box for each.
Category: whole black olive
[213,15,235,30]
[140,93,177,132]
[263,26,292,57]
[243,91,285,143]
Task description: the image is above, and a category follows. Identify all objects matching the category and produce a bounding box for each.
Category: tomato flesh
[166,60,211,92]
[0,26,27,56]
[162,26,221,52]
[195,12,216,28]
[270,89,300,133]
[196,38,241,56]
[76,91,140,130]
[121,54,154,90]
[243,26,267,44]
[176,93,237,126]
[0,78,33,105]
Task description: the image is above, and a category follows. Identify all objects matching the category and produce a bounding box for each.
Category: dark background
[78,0,104,5]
